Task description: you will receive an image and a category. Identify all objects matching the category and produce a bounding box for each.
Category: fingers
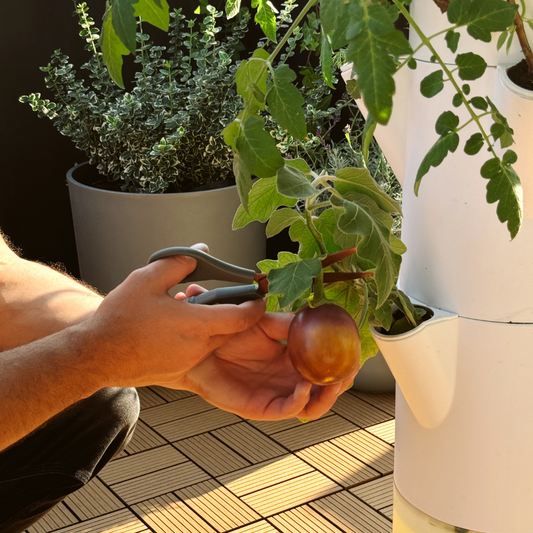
[261,381,312,420]
[201,298,267,336]
[175,284,207,300]
[257,312,294,341]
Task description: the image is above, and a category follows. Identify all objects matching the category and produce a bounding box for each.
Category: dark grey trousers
[0,387,140,533]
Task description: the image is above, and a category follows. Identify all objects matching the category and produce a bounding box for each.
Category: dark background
[0,0,296,278]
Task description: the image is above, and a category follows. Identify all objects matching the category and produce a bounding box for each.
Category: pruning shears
[148,246,371,305]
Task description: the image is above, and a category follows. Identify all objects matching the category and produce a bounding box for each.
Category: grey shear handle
[186,285,263,305]
[148,247,256,285]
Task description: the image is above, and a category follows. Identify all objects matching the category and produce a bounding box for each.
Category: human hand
[172,285,357,421]
[77,244,267,389]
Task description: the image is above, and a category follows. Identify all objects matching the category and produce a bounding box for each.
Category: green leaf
[324,281,361,320]
[488,97,515,148]
[222,120,240,151]
[395,289,419,328]
[289,209,341,259]
[236,50,269,116]
[335,167,402,214]
[445,29,460,52]
[415,132,460,194]
[470,96,488,110]
[320,28,335,90]
[362,115,376,166]
[253,0,277,42]
[233,177,297,229]
[480,156,523,239]
[101,8,131,88]
[456,52,487,81]
[452,93,463,107]
[276,165,318,198]
[267,257,322,308]
[420,70,444,98]
[497,30,508,51]
[320,0,352,49]
[435,111,460,135]
[111,0,137,54]
[232,150,253,211]
[331,193,401,307]
[226,0,241,18]
[346,78,361,100]
[134,0,169,31]
[266,64,307,139]
[447,0,518,42]
[236,116,285,179]
[266,208,301,238]
[285,158,312,174]
[464,132,484,155]
[359,319,380,366]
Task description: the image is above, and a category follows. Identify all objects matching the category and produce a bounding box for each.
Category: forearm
[0,324,103,451]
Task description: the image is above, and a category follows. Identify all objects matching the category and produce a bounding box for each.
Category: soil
[507,59,533,91]
[72,163,235,193]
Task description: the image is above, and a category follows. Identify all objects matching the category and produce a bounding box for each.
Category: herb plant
[20,3,250,193]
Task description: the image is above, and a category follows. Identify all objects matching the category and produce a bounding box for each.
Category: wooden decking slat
[155,409,241,442]
[331,394,393,428]
[137,387,167,410]
[27,504,78,533]
[366,420,395,445]
[149,386,193,402]
[99,445,188,485]
[110,461,210,505]
[381,505,394,519]
[132,492,217,533]
[331,430,394,474]
[296,441,380,488]
[349,391,395,417]
[63,478,124,520]
[124,420,166,455]
[140,396,215,427]
[211,422,286,464]
[269,504,345,533]
[310,491,392,533]
[350,474,393,509]
[241,471,340,517]
[249,411,334,435]
[174,432,251,476]
[231,521,279,533]
[217,454,314,496]
[175,479,261,530]
[270,415,357,451]
[51,509,148,533]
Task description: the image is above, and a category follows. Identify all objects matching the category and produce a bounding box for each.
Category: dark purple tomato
[288,304,361,386]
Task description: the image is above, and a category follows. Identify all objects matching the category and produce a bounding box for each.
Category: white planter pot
[67,162,266,294]
[344,1,533,531]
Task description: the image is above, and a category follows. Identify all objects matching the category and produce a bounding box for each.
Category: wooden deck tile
[296,441,380,488]
[331,430,394,474]
[310,491,392,533]
[269,504,345,533]
[51,509,148,533]
[231,521,279,533]
[132,492,217,533]
[211,422,286,464]
[249,411,334,435]
[140,396,215,427]
[174,433,251,477]
[240,471,341,517]
[176,479,261,531]
[110,461,210,505]
[270,416,357,451]
[350,474,393,510]
[27,504,78,533]
[149,386,193,402]
[381,505,393,519]
[137,387,167,410]
[63,478,124,520]
[99,445,188,485]
[125,420,166,455]
[155,409,241,442]
[349,392,395,417]
[331,394,392,428]
[217,454,314,497]
[366,420,395,445]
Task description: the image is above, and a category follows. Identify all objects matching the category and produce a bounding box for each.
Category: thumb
[140,243,209,294]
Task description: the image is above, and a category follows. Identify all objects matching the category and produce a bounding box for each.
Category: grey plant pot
[67,162,266,294]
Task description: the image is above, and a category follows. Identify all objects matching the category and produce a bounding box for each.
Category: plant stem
[508,0,533,74]
[305,199,328,255]
[394,0,499,160]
